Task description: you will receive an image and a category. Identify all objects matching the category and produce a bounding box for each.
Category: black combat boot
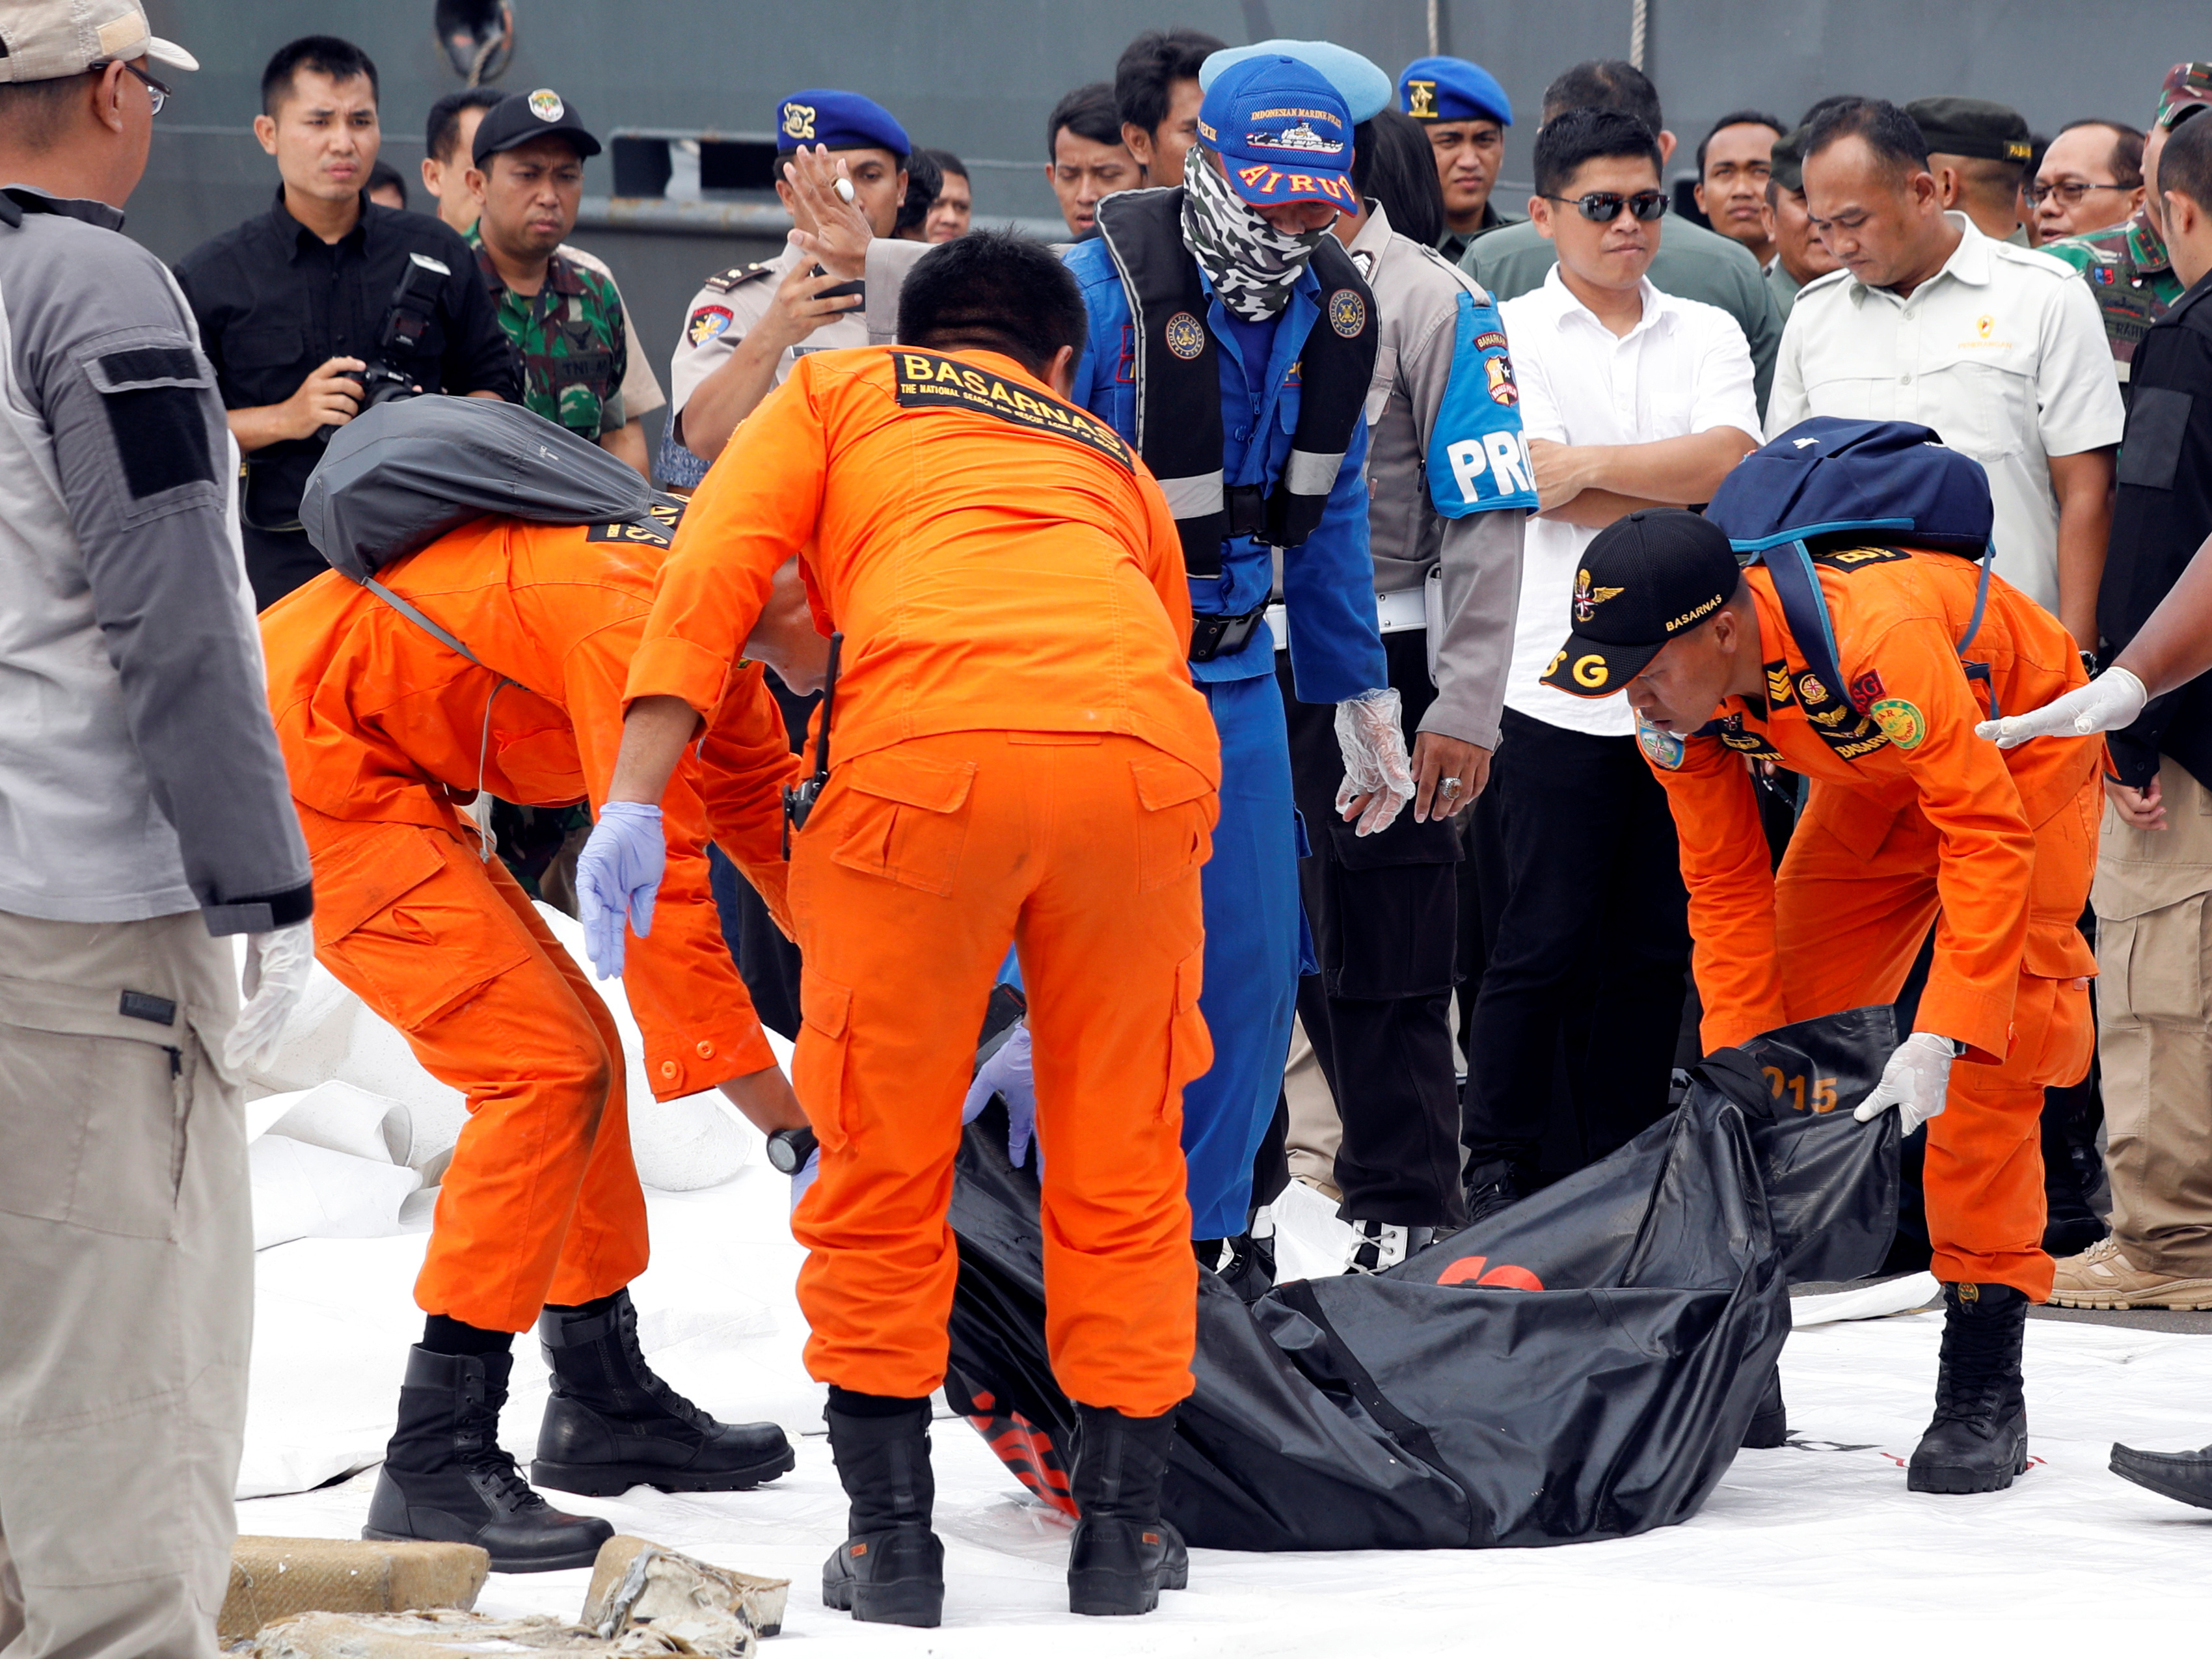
[822,1396,944,1628]
[1461,1160,1530,1228]
[1066,1403,1186,1616]
[1907,1282,2030,1494]
[364,1347,613,1572]
[531,1290,794,1496]
[1742,1364,1788,1450]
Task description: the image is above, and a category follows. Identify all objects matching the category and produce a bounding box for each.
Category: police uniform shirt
[174,190,520,532]
[1767,212,2127,615]
[1345,200,1528,748]
[667,241,869,451]
[1498,268,1760,738]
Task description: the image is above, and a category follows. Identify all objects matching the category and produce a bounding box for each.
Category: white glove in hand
[1335,687,1415,837]
[225,919,316,1072]
[962,1019,1038,1169]
[1852,1031,1958,1135]
[1978,667,2146,748]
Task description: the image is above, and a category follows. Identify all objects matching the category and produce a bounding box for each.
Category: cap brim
[1539,632,1661,698]
[1222,166,1356,208]
[481,129,603,163]
[145,36,198,72]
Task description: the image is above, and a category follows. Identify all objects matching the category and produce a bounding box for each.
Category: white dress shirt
[1498,267,1761,737]
[1766,213,2125,615]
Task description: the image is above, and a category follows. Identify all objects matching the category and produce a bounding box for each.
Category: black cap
[472,88,601,168]
[1905,95,2032,164]
[1770,125,1808,193]
[1541,510,1742,698]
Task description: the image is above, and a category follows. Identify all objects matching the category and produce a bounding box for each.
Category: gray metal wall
[132,0,2205,452]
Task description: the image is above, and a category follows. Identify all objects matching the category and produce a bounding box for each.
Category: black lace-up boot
[532,1289,794,1496]
[1907,1282,2030,1494]
[364,1347,613,1572]
[1066,1403,1185,1616]
[822,1394,944,1628]
[1461,1160,1530,1228]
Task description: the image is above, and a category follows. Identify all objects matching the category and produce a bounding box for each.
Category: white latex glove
[1852,1031,1959,1135]
[962,1019,1038,1169]
[1334,687,1415,838]
[1978,667,2146,748]
[225,920,316,1072]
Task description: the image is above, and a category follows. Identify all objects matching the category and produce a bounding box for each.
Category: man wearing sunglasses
[0,7,321,1657]
[1461,107,1759,1228]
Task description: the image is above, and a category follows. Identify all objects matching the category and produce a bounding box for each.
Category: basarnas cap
[1541,509,1742,698]
[1769,125,1808,193]
[473,88,600,166]
[0,0,196,82]
[1398,55,1511,127]
[1905,96,2032,163]
[775,88,910,156]
[1196,55,1357,209]
[1202,40,1391,124]
[2154,62,2212,132]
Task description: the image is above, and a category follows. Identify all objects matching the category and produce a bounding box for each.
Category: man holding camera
[174,34,515,608]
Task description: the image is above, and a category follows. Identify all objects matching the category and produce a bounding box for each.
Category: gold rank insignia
[1764,662,1794,707]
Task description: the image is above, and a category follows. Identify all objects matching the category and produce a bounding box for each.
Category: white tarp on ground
[238,911,2212,1646]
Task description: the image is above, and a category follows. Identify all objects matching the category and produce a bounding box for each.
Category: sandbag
[943,1007,1899,1551]
[299,396,653,581]
[580,1537,789,1641]
[220,1538,487,1640]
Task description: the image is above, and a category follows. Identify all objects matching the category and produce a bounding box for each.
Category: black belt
[1189,602,1270,664]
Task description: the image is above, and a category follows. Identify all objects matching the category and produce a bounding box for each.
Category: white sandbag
[1790,1270,1941,1327]
[250,1136,422,1252]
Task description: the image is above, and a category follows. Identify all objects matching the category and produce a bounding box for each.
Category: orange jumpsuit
[627,346,1223,1416]
[1651,548,2101,1298]
[261,514,798,1332]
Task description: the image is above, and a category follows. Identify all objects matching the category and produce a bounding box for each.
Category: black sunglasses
[1544,189,1669,223]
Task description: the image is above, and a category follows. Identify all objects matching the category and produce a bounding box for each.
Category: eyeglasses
[92,60,170,116]
[1543,189,1669,223]
[2026,180,2125,208]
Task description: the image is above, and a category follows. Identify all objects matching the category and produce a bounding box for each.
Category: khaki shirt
[668,242,872,450]
[1767,213,2125,615]
[1346,202,1524,749]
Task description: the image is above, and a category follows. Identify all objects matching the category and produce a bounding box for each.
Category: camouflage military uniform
[2043,210,2184,383]
[470,231,628,440]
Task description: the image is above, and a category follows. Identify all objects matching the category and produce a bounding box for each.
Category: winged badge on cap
[1573,568,1624,622]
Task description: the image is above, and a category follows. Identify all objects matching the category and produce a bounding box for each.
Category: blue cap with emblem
[1398,56,1512,127]
[1198,41,1392,124]
[1196,55,1357,209]
[773,88,910,157]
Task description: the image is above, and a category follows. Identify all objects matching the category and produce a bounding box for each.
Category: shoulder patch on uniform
[1809,544,1913,570]
[686,304,734,346]
[1868,697,1927,750]
[891,349,1132,470]
[583,498,686,547]
[702,263,775,294]
[85,340,215,498]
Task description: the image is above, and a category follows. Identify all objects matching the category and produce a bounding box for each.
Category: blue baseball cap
[774,88,910,156]
[1196,55,1357,209]
[1199,41,1392,124]
[1399,56,1513,127]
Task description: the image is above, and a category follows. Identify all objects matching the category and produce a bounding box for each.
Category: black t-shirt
[2102,273,2212,789]
[174,191,520,536]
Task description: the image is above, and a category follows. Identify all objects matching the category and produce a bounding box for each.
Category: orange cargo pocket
[1161,947,1211,1124]
[2013,926,2097,1090]
[830,749,978,897]
[1131,755,1217,894]
[314,829,534,1031]
[794,967,855,1148]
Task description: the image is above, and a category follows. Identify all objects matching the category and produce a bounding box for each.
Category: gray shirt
[1348,204,1524,751]
[0,186,310,934]
[1463,211,1783,414]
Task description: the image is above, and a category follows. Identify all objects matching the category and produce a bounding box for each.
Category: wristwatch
[765,1125,818,1174]
[2081,649,2099,679]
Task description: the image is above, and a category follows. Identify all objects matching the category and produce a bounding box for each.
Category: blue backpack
[1703,418,2001,718]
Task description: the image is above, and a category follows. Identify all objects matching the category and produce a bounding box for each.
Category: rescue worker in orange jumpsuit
[260,508,828,1572]
[1540,508,2100,1496]
[580,232,1227,1626]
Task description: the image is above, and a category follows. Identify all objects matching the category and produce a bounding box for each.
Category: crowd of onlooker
[166,27,2212,1315]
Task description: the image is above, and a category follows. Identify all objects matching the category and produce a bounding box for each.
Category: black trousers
[705,671,820,1043]
[1279,631,1466,1228]
[1463,708,1690,1178]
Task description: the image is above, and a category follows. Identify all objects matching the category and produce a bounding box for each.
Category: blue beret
[1200,40,1392,124]
[1398,56,1512,126]
[774,88,910,156]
